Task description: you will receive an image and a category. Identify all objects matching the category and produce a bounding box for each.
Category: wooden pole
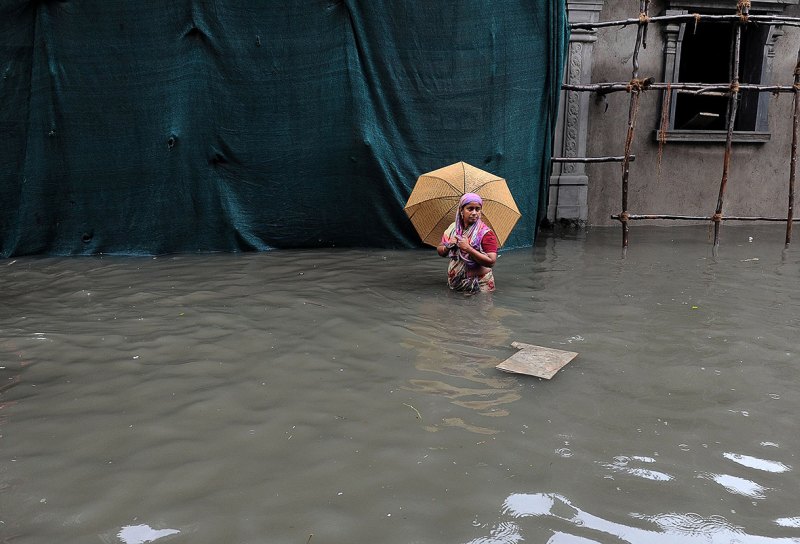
[712,3,747,249]
[563,82,797,94]
[612,214,800,222]
[551,156,635,163]
[619,0,650,248]
[787,51,800,245]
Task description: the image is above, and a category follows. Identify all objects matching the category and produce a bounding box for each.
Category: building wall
[583,1,800,226]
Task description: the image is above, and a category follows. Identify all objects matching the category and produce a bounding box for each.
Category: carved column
[548,0,604,226]
[757,25,783,132]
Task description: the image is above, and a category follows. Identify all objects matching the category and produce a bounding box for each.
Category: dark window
[658,8,781,143]
[673,21,769,131]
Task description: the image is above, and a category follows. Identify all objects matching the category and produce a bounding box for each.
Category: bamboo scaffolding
[554,2,800,247]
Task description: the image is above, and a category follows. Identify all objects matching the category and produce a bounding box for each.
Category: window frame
[656,4,786,144]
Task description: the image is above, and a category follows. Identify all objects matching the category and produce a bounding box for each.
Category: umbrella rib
[418,202,459,241]
[419,175,463,192]
[469,178,506,194]
[483,199,521,215]
[406,195,463,207]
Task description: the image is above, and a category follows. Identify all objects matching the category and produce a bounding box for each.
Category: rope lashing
[730,81,740,94]
[737,0,751,21]
[693,13,701,34]
[638,13,650,24]
[712,213,723,223]
[626,77,654,93]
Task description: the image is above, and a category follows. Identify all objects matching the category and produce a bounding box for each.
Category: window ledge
[654,130,771,143]
[667,1,799,14]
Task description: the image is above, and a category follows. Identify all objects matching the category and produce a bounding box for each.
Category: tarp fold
[0,0,568,256]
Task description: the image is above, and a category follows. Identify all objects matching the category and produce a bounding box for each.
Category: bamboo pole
[618,0,650,248]
[551,156,635,163]
[563,82,797,94]
[612,214,800,222]
[712,2,747,249]
[787,52,800,245]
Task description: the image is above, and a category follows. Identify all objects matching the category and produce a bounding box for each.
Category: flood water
[2,225,799,544]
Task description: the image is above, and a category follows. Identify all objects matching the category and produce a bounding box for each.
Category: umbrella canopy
[404,161,521,247]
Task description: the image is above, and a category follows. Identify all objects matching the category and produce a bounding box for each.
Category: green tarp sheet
[0,1,568,256]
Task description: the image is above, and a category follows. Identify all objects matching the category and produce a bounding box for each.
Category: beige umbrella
[404,161,521,247]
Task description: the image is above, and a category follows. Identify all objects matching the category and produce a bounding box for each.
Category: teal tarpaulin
[0,1,568,256]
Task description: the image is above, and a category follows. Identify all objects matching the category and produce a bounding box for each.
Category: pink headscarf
[455,193,483,232]
[451,192,490,263]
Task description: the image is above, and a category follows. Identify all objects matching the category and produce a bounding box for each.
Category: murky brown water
[2,225,799,544]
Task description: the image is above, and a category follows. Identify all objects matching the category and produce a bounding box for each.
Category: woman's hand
[455,235,496,267]
[437,239,453,257]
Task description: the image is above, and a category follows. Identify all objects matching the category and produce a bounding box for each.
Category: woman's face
[461,202,482,226]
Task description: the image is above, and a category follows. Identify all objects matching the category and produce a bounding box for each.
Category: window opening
[674,22,768,131]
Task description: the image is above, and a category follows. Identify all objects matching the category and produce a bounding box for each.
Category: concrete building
[548,0,800,229]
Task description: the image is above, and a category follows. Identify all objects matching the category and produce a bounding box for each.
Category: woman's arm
[455,236,496,267]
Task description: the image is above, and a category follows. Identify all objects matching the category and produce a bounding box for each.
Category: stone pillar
[757,25,784,132]
[548,0,604,226]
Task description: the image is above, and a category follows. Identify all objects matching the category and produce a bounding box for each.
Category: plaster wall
[584,1,800,226]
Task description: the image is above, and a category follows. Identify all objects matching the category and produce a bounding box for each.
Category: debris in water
[403,403,422,420]
[496,342,578,379]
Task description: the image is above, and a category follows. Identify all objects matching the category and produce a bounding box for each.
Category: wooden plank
[495,342,579,379]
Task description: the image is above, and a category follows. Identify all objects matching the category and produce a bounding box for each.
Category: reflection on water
[700,472,769,499]
[402,301,522,434]
[2,226,800,543]
[724,452,791,473]
[113,525,180,544]
[467,493,800,543]
[602,455,674,482]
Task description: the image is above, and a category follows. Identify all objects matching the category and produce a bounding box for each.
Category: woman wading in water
[436,193,497,293]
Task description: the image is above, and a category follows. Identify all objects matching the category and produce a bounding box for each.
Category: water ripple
[477,492,800,543]
[4,229,800,544]
[602,455,674,482]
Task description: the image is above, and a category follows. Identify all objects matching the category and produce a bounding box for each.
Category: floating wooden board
[495,341,579,379]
